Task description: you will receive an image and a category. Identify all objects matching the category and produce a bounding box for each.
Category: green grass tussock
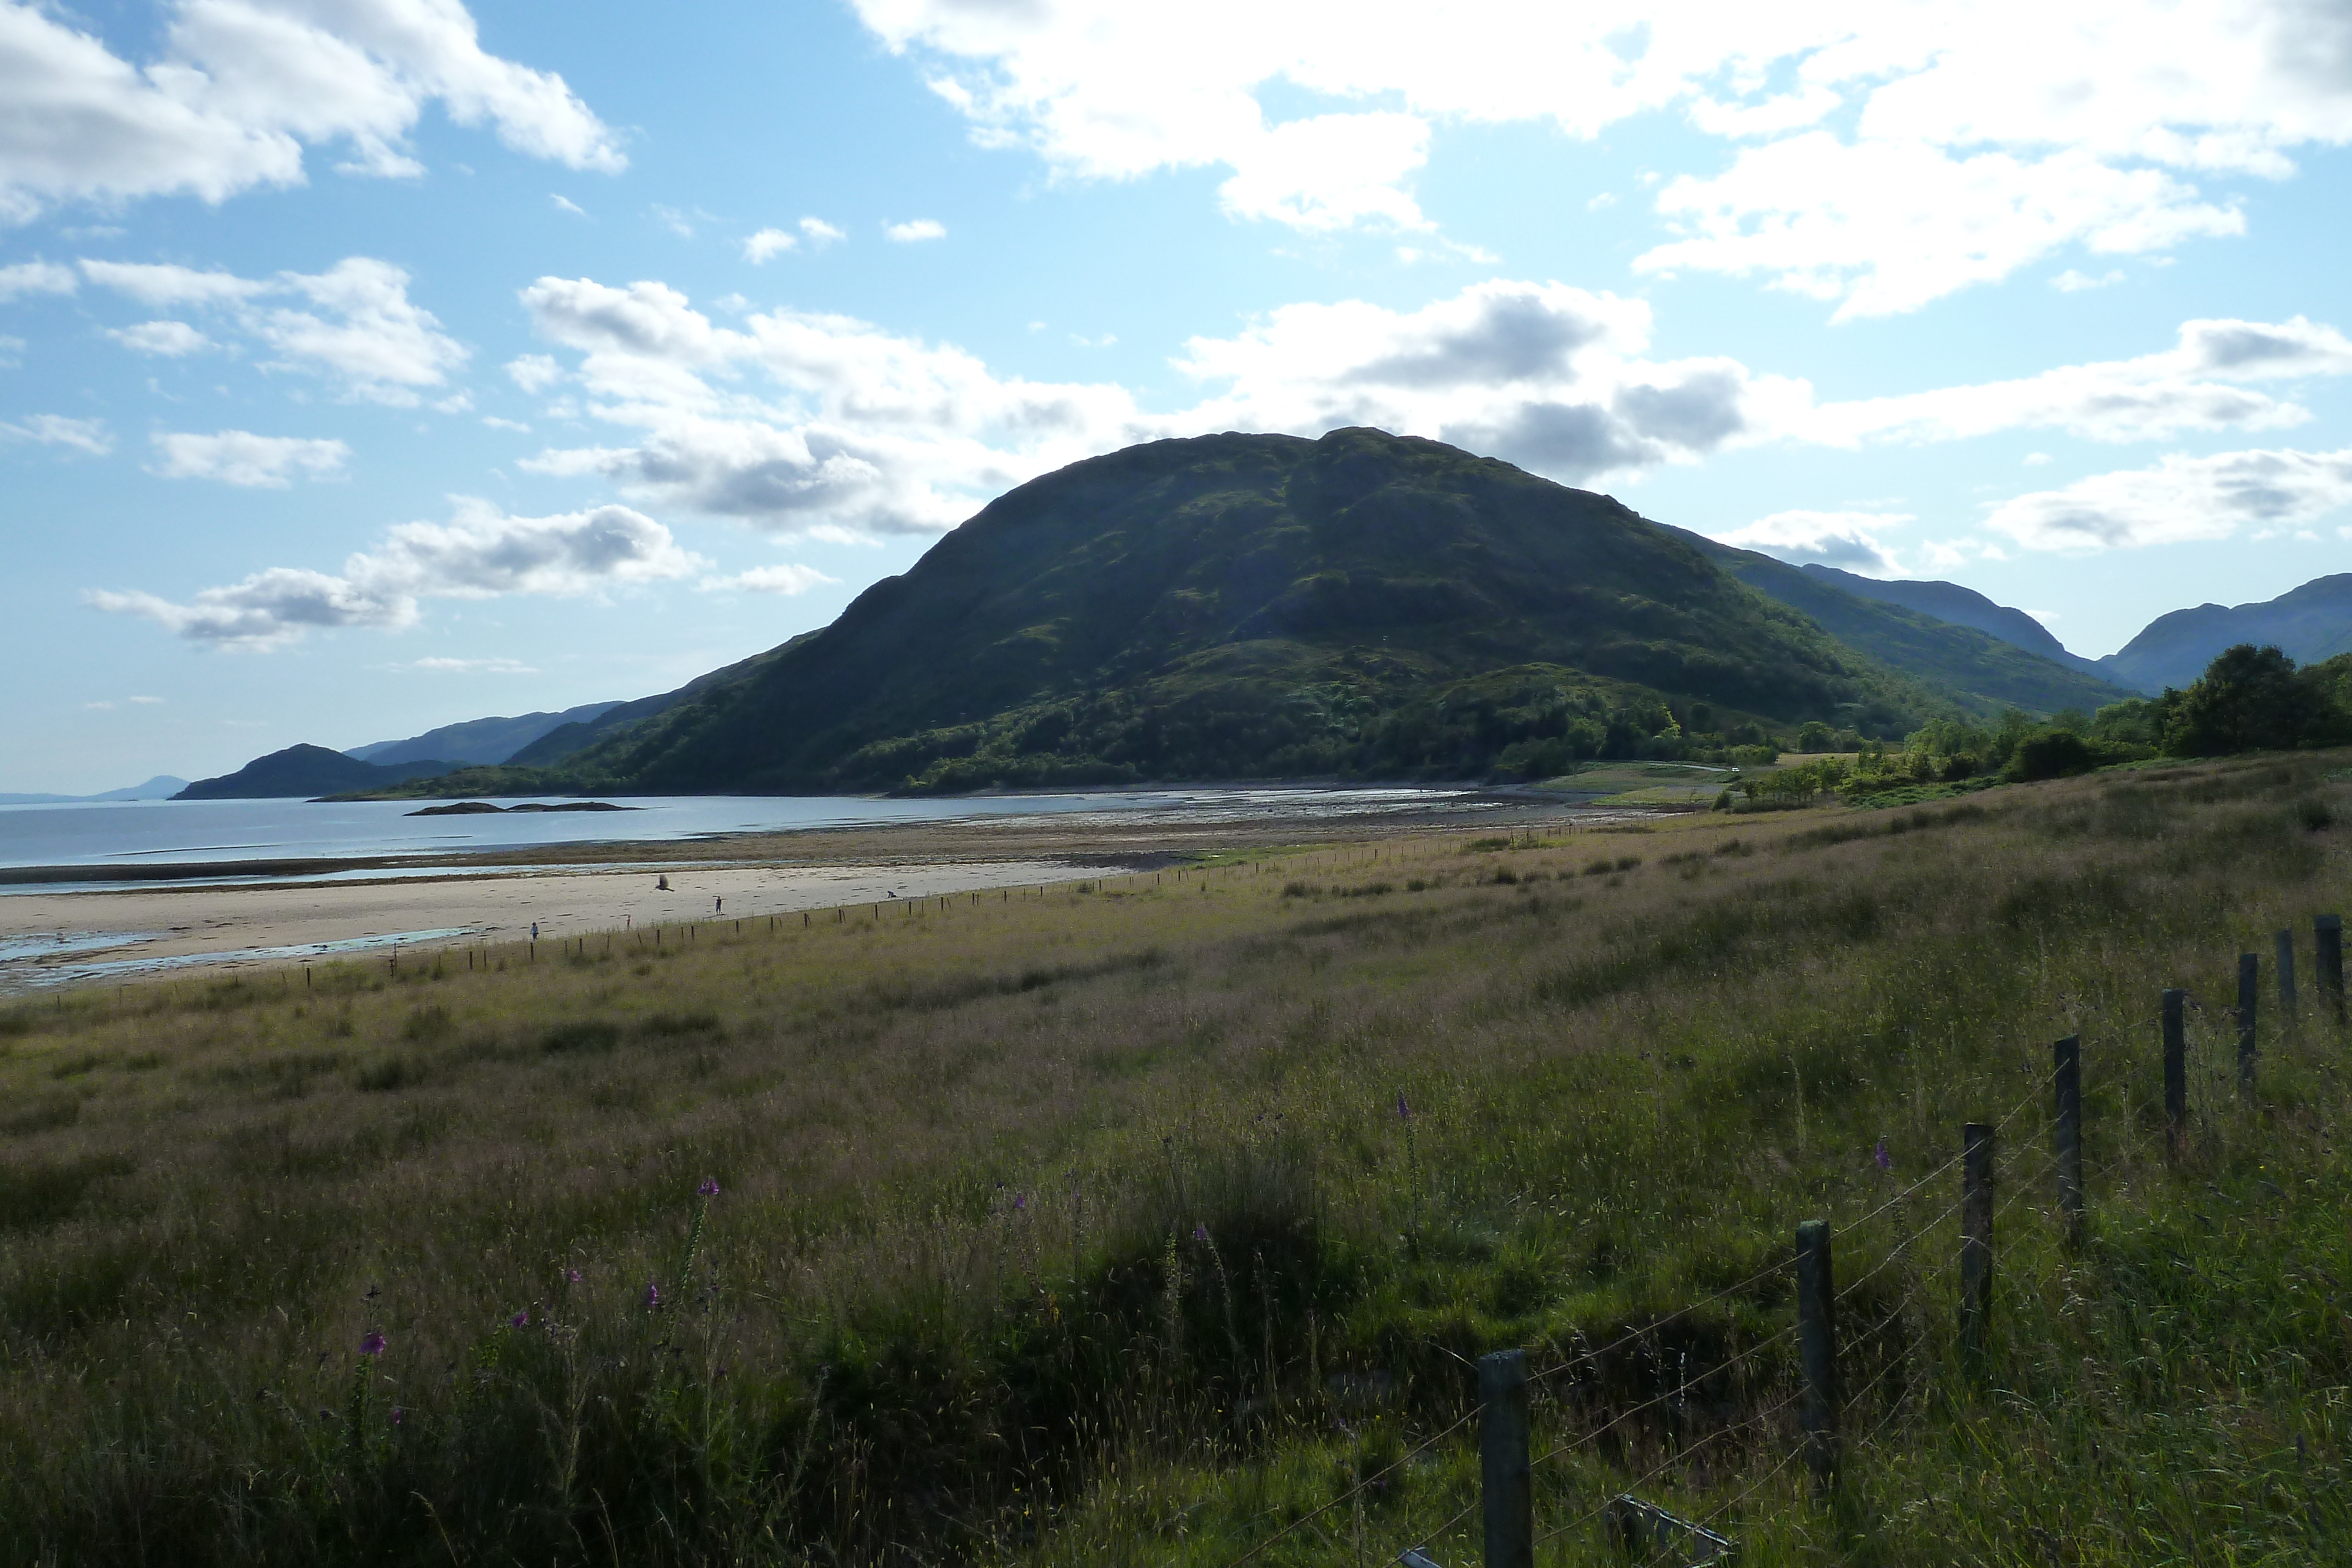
[1,755,2350,1563]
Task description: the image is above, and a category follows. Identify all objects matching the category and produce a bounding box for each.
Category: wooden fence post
[1960,1124,1994,1372]
[1796,1220,1839,1494]
[2237,952,2259,1096]
[1478,1349,1531,1568]
[2317,914,2344,1024]
[2054,1035,2083,1247]
[2162,988,2187,1157]
[2276,930,2297,1024]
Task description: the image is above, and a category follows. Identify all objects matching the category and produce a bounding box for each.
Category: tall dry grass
[0,755,2346,1564]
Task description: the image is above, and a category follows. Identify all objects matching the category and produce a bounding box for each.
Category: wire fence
[1207,913,2344,1568]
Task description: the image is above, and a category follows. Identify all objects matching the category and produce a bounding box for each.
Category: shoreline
[0,793,1659,992]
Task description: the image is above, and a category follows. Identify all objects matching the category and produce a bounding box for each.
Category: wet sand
[1,792,1635,988]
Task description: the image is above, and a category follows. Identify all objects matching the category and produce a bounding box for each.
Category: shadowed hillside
[376,430,1984,796]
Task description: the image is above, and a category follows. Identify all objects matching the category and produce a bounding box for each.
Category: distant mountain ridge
[0,776,188,805]
[346,702,624,767]
[1666,533,2135,714]
[1793,564,2110,678]
[173,746,457,800]
[2098,574,2352,693]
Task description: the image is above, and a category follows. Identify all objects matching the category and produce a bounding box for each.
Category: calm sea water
[0,787,1505,888]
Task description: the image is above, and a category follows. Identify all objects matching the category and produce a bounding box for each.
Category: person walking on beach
[531,921,539,940]
[714,896,722,915]
[657,875,670,891]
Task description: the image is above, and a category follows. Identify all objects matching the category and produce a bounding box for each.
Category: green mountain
[505,641,811,767]
[1666,530,2136,715]
[1793,563,2109,678]
[346,701,624,767]
[175,745,456,800]
[364,429,2043,797]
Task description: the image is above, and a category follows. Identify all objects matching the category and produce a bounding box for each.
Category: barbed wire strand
[1214,1405,1476,1568]
[1531,1385,1808,1549]
[1530,1319,1802,1472]
[1528,1251,1796,1390]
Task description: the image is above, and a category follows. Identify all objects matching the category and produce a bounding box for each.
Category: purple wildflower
[1396,1092,1411,1121]
[646,1280,662,1309]
[566,1268,583,1283]
[1873,1138,1892,1172]
[1193,1223,1209,1242]
[1013,1191,1027,1212]
[359,1330,386,1357]
[390,1407,405,1426]
[698,1177,720,1199]
[510,1310,528,1329]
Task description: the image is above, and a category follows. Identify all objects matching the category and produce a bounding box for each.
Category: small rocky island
[405,800,635,816]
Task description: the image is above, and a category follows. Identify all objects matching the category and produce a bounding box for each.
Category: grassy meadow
[4,755,2351,1564]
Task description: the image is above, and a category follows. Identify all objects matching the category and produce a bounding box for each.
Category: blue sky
[5,0,2352,792]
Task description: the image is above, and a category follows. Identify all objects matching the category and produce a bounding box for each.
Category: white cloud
[511,272,1803,539]
[108,319,213,355]
[1805,316,2352,445]
[2052,268,2127,292]
[80,255,467,404]
[0,0,623,224]
[1710,509,1912,575]
[481,414,530,431]
[799,216,846,246]
[1,413,112,453]
[90,498,704,647]
[551,193,586,216]
[1173,279,1799,481]
[743,226,797,262]
[1985,446,2352,551]
[697,563,839,594]
[506,352,562,393]
[0,259,76,299]
[854,0,2352,312]
[405,655,537,673]
[151,429,349,486]
[883,218,946,242]
[1639,137,2243,320]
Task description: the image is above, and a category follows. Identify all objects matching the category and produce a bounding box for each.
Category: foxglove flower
[698,1178,720,1199]
[1873,1139,1892,1172]
[359,1330,386,1356]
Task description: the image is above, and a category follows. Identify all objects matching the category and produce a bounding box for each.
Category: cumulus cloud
[1983,446,2352,551]
[151,429,349,486]
[697,563,839,594]
[799,216,846,246]
[883,218,946,242]
[509,272,1812,539]
[1,413,112,453]
[90,499,703,647]
[1805,315,2352,445]
[1710,510,1912,575]
[108,319,212,355]
[0,0,623,224]
[743,226,796,262]
[1174,279,1800,480]
[79,254,467,404]
[854,0,2352,311]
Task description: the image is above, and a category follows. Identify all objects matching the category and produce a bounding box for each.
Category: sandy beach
[0,857,1137,987]
[0,791,1625,990]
